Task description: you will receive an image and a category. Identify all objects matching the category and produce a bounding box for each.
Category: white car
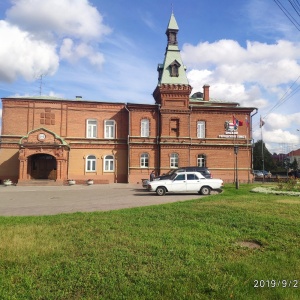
[147,172,223,196]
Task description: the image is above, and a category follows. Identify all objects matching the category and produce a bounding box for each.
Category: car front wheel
[200,186,211,195]
[156,186,166,196]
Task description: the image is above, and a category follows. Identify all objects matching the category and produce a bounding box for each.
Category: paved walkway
[0,183,204,216]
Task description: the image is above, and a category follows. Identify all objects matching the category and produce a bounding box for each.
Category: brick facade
[0,13,256,185]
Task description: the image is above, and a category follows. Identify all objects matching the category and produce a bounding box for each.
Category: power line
[254,2,300,131]
[274,0,300,31]
[253,75,300,130]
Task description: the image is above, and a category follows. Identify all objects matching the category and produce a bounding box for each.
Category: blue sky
[1,0,300,154]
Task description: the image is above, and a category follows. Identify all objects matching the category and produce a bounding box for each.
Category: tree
[253,140,276,171]
[290,158,298,171]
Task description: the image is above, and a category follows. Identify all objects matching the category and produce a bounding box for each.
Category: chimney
[203,84,210,101]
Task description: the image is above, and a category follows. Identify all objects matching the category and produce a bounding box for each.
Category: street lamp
[234,145,239,189]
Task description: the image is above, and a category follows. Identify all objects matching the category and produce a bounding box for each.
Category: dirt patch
[237,240,262,249]
[276,200,300,204]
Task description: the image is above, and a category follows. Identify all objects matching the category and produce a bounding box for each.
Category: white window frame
[141,119,150,137]
[170,153,179,168]
[86,155,96,172]
[197,121,205,138]
[197,154,206,167]
[105,120,115,139]
[104,155,114,172]
[86,119,97,138]
[140,153,149,168]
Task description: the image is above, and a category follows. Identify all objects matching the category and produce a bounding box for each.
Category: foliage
[290,158,298,171]
[275,177,300,192]
[0,185,300,299]
[252,140,276,171]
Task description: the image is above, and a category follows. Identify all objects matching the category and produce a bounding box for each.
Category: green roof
[167,13,179,31]
[158,13,189,86]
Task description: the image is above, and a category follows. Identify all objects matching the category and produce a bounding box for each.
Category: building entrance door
[29,154,57,180]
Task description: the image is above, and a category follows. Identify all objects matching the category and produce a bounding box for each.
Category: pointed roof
[157,13,189,85]
[166,12,179,31]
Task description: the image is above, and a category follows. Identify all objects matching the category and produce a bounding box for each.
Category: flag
[233,115,243,128]
[260,116,265,128]
[245,116,249,127]
[232,115,238,130]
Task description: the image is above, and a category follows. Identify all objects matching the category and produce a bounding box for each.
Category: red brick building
[0,13,256,185]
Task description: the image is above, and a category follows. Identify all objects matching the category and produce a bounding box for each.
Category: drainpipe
[125,104,130,183]
[250,108,258,181]
[157,104,161,175]
[189,105,193,166]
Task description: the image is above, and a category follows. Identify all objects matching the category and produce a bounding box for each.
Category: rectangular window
[197,155,205,167]
[170,153,179,168]
[105,120,115,139]
[141,119,149,137]
[86,119,97,138]
[197,121,205,138]
[170,118,179,137]
[140,153,149,168]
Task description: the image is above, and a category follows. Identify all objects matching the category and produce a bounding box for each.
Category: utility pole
[234,145,239,189]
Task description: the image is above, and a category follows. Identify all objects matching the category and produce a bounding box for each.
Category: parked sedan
[261,170,272,178]
[253,170,264,177]
[147,172,223,196]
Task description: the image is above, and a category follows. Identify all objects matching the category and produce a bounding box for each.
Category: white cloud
[264,112,300,130]
[182,39,300,88]
[256,129,299,144]
[187,69,268,108]
[6,0,111,41]
[60,38,105,67]
[252,112,300,153]
[183,37,300,152]
[0,0,111,83]
[0,20,59,82]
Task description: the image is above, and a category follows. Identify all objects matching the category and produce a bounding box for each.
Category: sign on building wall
[218,120,246,139]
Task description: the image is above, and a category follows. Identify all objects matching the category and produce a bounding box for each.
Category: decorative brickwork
[0,13,256,186]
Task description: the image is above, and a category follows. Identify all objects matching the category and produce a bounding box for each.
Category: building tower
[152,12,194,173]
[153,13,192,109]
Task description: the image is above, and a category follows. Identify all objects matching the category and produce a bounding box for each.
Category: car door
[170,173,187,192]
[186,173,201,192]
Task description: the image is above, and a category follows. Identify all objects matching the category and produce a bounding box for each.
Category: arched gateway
[18,128,69,184]
[28,154,57,179]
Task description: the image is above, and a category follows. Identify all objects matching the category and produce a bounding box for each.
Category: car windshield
[164,170,177,176]
[170,173,177,180]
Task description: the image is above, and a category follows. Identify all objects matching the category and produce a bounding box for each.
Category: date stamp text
[254,280,298,288]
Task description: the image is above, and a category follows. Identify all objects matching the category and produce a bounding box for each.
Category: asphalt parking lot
[0,183,206,216]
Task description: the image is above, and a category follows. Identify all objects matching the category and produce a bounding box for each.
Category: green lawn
[0,184,300,299]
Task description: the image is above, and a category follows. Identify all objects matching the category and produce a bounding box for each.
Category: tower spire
[153,12,192,108]
[156,12,189,86]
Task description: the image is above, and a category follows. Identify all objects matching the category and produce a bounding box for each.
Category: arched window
[140,153,149,168]
[141,119,149,137]
[86,155,96,172]
[170,153,179,168]
[197,154,206,167]
[104,155,114,172]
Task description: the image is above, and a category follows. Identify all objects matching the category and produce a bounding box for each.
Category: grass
[0,184,300,299]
